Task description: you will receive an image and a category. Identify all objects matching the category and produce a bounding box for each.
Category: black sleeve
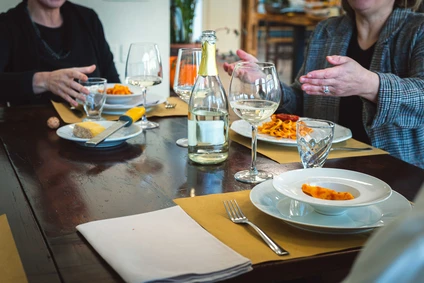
[0,15,38,105]
[89,10,120,83]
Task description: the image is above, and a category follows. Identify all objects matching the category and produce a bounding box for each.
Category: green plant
[171,0,197,44]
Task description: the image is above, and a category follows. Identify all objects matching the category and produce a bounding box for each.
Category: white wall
[201,0,241,54]
[0,0,170,98]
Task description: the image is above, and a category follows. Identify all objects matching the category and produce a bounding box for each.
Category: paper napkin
[76,206,252,283]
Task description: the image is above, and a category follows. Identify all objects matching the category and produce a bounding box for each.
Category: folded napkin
[76,206,252,283]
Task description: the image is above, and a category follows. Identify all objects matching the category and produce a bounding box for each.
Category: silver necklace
[26,7,70,60]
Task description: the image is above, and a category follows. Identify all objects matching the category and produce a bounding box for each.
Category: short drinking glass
[79,77,107,121]
[296,118,335,168]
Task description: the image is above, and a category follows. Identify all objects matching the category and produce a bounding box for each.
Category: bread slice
[73,122,106,139]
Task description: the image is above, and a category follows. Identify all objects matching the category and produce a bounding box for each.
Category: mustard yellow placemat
[51,96,188,124]
[0,214,28,283]
[230,130,388,164]
[174,191,369,265]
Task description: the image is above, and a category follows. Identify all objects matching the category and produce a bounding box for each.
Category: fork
[223,200,289,256]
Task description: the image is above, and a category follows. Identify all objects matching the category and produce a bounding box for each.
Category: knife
[85,107,145,147]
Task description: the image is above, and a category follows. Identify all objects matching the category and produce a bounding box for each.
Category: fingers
[236,49,258,62]
[301,83,333,95]
[70,65,97,82]
[326,55,350,66]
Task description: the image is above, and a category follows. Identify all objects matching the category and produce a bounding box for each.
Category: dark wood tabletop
[0,105,423,283]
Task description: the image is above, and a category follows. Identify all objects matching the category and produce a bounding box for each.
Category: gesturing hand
[299,56,379,103]
[33,65,96,107]
[223,49,258,76]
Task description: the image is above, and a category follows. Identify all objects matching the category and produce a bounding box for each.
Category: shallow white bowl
[272,168,392,216]
[105,83,143,105]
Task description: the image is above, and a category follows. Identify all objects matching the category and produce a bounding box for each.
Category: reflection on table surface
[0,105,423,283]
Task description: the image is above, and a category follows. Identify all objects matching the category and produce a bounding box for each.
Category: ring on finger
[323,85,330,94]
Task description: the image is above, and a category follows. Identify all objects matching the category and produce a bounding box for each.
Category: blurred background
[0,0,343,98]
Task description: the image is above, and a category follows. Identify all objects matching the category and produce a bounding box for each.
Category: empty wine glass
[173,48,201,147]
[125,42,163,129]
[229,62,282,184]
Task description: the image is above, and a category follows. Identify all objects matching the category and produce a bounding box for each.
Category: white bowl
[272,168,392,216]
[105,83,143,105]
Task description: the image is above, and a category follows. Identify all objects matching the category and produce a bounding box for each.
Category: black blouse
[338,30,374,145]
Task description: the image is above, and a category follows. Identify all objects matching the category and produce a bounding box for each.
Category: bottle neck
[198,41,218,76]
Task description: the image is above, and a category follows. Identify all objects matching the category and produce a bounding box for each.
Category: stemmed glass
[229,62,282,184]
[173,48,202,147]
[125,42,163,129]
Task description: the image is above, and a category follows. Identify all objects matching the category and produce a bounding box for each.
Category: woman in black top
[0,0,120,107]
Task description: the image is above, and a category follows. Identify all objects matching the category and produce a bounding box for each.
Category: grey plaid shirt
[280,8,424,169]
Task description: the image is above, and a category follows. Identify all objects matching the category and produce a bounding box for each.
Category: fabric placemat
[174,191,370,265]
[0,214,28,283]
[51,96,188,124]
[230,130,388,164]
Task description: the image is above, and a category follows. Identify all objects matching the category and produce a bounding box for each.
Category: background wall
[0,0,170,98]
[201,0,241,54]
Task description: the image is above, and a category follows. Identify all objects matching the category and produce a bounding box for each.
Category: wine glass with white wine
[173,48,201,147]
[229,62,282,184]
[125,42,163,129]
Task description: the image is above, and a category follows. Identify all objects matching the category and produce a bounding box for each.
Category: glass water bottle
[188,30,229,164]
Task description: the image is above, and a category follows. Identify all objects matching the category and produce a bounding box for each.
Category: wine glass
[125,42,163,129]
[229,62,282,184]
[173,48,202,147]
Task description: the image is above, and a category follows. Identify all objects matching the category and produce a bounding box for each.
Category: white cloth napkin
[76,206,252,283]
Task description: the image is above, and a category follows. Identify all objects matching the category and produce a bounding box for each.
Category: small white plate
[230,119,352,147]
[272,168,392,215]
[250,180,412,234]
[103,93,166,115]
[56,121,142,148]
[105,83,143,105]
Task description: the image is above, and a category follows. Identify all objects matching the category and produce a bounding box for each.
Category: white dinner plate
[230,119,352,146]
[105,83,143,105]
[250,180,412,234]
[272,168,392,215]
[56,121,142,148]
[103,93,166,115]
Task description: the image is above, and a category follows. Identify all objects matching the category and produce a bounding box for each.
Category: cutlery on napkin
[76,206,252,283]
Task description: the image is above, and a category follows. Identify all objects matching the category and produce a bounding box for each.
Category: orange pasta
[258,114,299,139]
[106,84,133,95]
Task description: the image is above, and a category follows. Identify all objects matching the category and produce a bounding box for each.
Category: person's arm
[89,10,120,83]
[342,183,424,283]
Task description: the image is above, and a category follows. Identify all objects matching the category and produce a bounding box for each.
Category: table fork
[223,200,289,256]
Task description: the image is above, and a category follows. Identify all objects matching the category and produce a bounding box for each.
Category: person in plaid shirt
[225,0,424,169]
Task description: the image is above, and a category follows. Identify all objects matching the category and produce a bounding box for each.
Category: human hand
[223,49,258,76]
[33,65,97,107]
[299,56,379,103]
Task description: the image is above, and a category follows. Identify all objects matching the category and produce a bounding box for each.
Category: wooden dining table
[0,104,423,283]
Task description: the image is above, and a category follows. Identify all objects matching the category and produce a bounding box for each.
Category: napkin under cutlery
[76,206,252,283]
